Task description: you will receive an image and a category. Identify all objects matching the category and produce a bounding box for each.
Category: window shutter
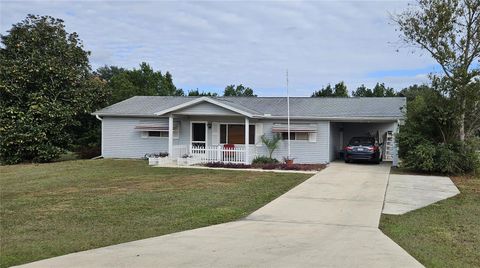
[308,132,317,143]
[141,131,148,138]
[211,122,220,145]
[255,123,263,144]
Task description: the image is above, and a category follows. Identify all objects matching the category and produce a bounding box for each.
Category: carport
[329,121,398,162]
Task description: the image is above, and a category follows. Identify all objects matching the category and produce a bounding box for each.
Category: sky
[1,0,443,96]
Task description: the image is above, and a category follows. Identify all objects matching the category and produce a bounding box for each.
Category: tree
[187,89,218,96]
[333,82,349,97]
[397,84,433,101]
[0,15,107,164]
[261,134,281,159]
[99,63,185,104]
[159,71,184,96]
[311,82,349,97]
[95,65,126,82]
[372,83,396,97]
[352,83,396,97]
[351,84,374,97]
[223,84,256,96]
[396,83,479,173]
[395,0,480,141]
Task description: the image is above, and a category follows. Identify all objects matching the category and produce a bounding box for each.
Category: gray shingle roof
[93,96,406,119]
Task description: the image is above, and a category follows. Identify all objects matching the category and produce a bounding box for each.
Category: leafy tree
[99,63,184,104]
[352,83,396,97]
[372,83,396,97]
[396,85,479,173]
[311,82,349,97]
[187,89,218,96]
[0,15,108,164]
[395,0,480,141]
[95,65,126,81]
[352,84,373,97]
[397,84,433,101]
[223,84,256,96]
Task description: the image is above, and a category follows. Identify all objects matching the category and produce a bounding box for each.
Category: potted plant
[283,156,295,167]
[146,152,170,165]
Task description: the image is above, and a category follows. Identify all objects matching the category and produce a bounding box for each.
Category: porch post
[168,114,173,158]
[244,117,249,164]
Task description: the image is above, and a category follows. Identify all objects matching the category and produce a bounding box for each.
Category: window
[219,124,255,144]
[281,132,308,140]
[147,131,168,138]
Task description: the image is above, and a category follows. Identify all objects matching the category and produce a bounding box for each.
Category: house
[92,96,405,164]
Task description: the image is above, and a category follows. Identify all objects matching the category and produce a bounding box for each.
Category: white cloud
[1,0,439,96]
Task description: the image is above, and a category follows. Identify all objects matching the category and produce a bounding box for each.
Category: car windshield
[348,137,374,146]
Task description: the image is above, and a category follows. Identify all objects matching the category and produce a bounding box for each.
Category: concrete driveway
[17,163,422,268]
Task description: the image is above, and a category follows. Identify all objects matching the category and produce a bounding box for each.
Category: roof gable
[154,97,255,117]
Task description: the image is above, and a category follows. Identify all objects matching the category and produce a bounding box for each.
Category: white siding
[102,117,190,158]
[101,116,330,163]
[255,120,330,164]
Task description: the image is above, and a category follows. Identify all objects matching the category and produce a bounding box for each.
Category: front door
[191,122,207,149]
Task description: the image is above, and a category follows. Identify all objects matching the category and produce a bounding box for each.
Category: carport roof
[93,96,406,120]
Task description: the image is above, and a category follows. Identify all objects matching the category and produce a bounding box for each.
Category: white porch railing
[189,145,256,164]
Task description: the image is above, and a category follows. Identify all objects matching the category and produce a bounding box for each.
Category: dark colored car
[344,136,382,164]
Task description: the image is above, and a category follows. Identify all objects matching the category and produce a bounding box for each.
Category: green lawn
[0,159,311,267]
[380,174,480,268]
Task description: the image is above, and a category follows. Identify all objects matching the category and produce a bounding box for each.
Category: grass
[0,159,311,268]
[380,173,480,268]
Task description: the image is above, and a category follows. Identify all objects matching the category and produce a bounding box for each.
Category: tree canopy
[0,15,108,164]
[311,82,349,97]
[187,89,218,96]
[97,63,184,104]
[351,83,396,97]
[223,84,256,96]
[395,0,480,141]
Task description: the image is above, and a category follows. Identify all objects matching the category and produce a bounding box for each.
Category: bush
[252,156,279,165]
[404,143,436,172]
[401,142,480,174]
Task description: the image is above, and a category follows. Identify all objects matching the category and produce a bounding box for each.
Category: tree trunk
[459,98,466,142]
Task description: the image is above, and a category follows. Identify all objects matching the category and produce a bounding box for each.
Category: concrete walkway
[383,174,460,215]
[17,163,422,268]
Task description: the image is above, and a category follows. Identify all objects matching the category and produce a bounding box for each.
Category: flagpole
[286,69,291,159]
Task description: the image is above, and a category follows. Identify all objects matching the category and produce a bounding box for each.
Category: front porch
[143,114,260,166]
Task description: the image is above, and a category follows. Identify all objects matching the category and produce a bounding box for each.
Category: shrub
[401,141,480,174]
[144,152,169,158]
[261,134,281,158]
[205,162,252,169]
[404,143,436,172]
[252,156,279,165]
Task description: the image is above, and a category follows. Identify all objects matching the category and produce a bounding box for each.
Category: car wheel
[344,159,350,163]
